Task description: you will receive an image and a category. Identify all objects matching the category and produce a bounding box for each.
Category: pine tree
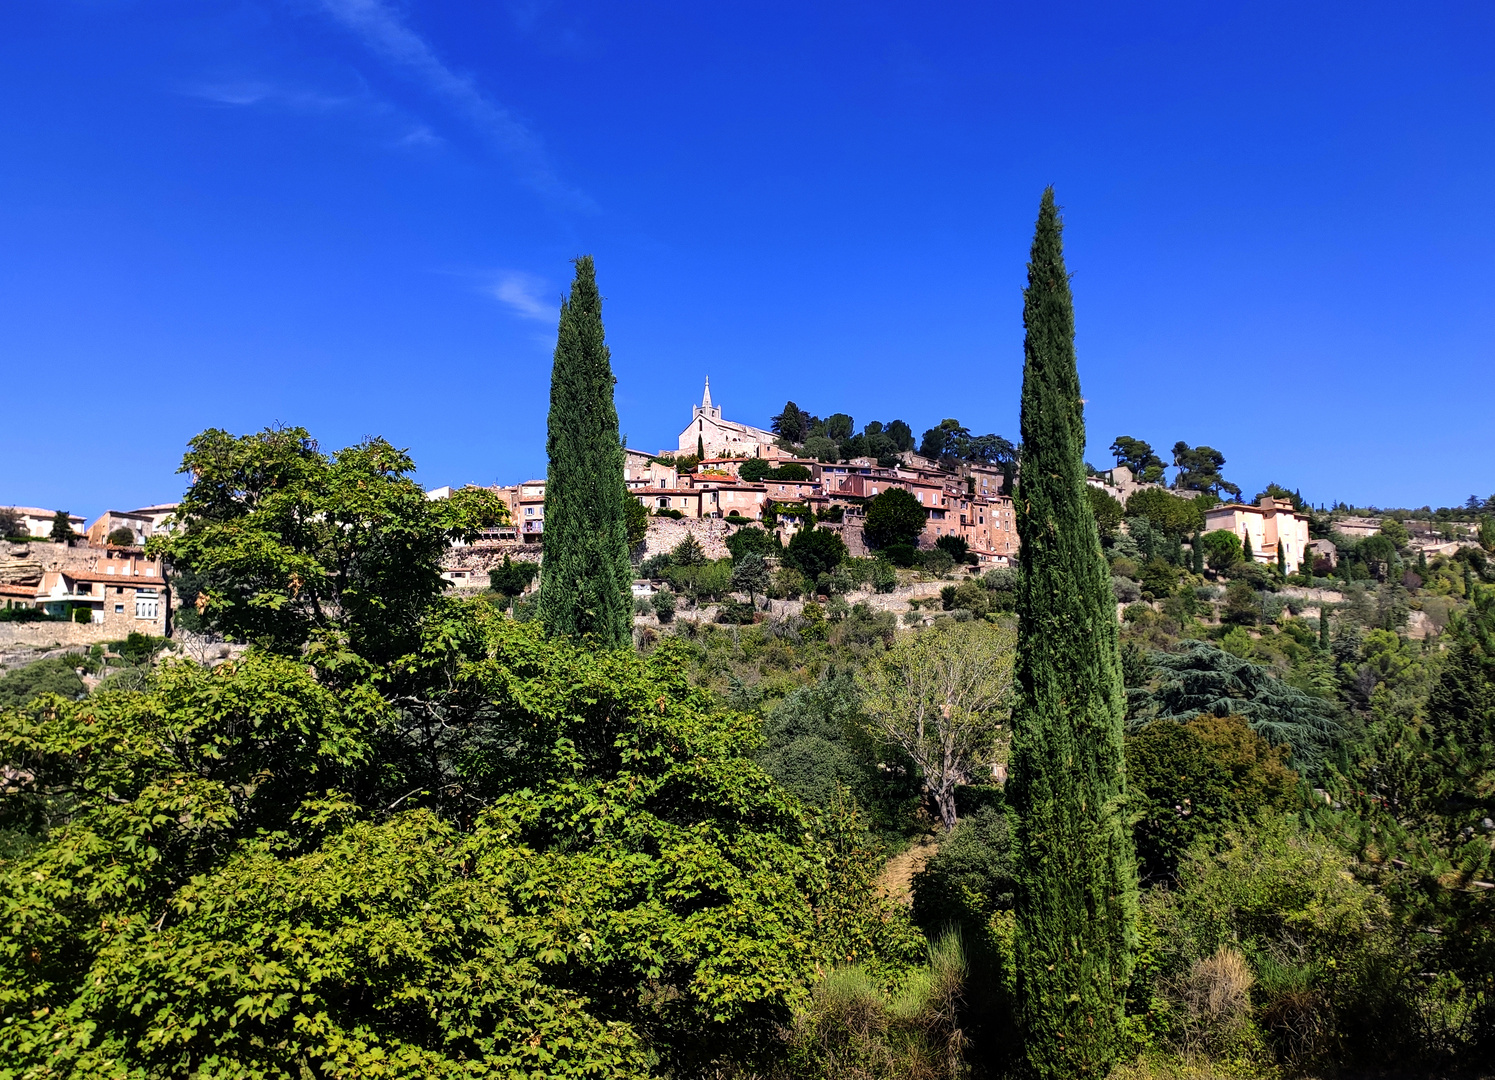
[536,256,633,648]
[1009,189,1138,1078]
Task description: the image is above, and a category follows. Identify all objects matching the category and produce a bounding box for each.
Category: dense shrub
[1125,714,1299,882]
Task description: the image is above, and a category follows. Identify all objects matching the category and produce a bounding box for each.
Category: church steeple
[701,376,712,409]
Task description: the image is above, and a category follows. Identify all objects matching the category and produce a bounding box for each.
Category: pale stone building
[1204,496,1311,573]
[676,379,775,458]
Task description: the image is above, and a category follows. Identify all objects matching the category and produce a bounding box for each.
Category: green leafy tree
[770,401,810,443]
[739,457,772,482]
[935,533,969,563]
[863,487,926,549]
[1199,528,1242,571]
[671,532,707,567]
[725,525,777,562]
[730,552,772,606]
[105,527,136,546]
[1171,442,1241,499]
[1086,486,1124,537]
[624,491,649,546]
[536,256,633,649]
[0,655,88,707]
[1192,530,1205,574]
[0,620,827,1077]
[0,507,24,538]
[1481,515,1495,553]
[884,420,914,452]
[1126,713,1298,882]
[1125,487,1206,538]
[155,427,505,663]
[768,462,813,481]
[862,620,1014,830]
[48,511,74,543]
[783,527,847,580]
[802,435,839,462]
[919,418,969,461]
[1007,188,1138,1078]
[1133,642,1341,771]
[488,556,539,602]
[1109,435,1165,482]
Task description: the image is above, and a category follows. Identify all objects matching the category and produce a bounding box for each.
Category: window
[146,567,155,577]
[107,565,115,575]
[114,604,124,614]
[525,507,534,516]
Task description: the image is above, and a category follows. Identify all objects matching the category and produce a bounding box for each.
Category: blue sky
[3,1,1492,520]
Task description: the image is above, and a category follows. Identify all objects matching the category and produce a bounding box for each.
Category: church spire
[702,376,712,409]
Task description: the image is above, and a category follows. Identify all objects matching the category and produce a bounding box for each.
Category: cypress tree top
[536,256,633,649]
[1009,189,1139,1078]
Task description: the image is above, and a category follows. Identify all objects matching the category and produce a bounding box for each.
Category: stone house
[4,507,86,539]
[1204,496,1311,573]
[1,543,170,636]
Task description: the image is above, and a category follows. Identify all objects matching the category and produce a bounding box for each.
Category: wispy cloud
[182,81,351,110]
[491,272,556,321]
[316,0,593,209]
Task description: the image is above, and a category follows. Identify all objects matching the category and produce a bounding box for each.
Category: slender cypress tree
[1009,189,1138,1079]
[1192,530,1205,574]
[536,256,633,648]
[1320,604,1332,649]
[1277,540,1287,574]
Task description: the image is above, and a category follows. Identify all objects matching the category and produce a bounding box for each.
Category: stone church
[676,378,776,457]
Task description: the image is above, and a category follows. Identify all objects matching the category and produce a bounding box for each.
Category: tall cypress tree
[1009,189,1138,1078]
[536,256,633,648]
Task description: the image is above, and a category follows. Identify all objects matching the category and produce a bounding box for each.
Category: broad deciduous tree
[861,620,1014,831]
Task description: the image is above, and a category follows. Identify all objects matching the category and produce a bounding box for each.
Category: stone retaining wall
[0,621,121,649]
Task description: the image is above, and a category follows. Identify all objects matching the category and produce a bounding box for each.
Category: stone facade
[0,541,170,640]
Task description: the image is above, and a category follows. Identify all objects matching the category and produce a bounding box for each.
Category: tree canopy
[154,426,505,663]
[862,487,926,549]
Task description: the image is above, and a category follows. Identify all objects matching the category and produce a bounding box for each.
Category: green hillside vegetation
[7,253,1495,1079]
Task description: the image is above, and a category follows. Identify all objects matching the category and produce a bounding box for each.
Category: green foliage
[1170,443,1240,500]
[784,527,848,580]
[803,435,840,462]
[1146,819,1400,1070]
[785,934,970,1080]
[0,507,24,538]
[911,806,1016,947]
[624,491,649,546]
[155,426,504,663]
[672,531,707,566]
[0,656,88,707]
[49,511,75,543]
[772,401,811,444]
[1008,188,1138,1078]
[934,534,969,564]
[487,555,539,600]
[651,587,676,622]
[1126,488,1206,539]
[537,257,633,648]
[1126,714,1299,882]
[727,524,779,562]
[863,488,927,550]
[104,527,136,546]
[1133,642,1341,772]
[731,553,773,604]
[1110,436,1166,482]
[757,675,918,838]
[1200,529,1242,571]
[0,617,827,1076]
[1087,485,1124,537]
